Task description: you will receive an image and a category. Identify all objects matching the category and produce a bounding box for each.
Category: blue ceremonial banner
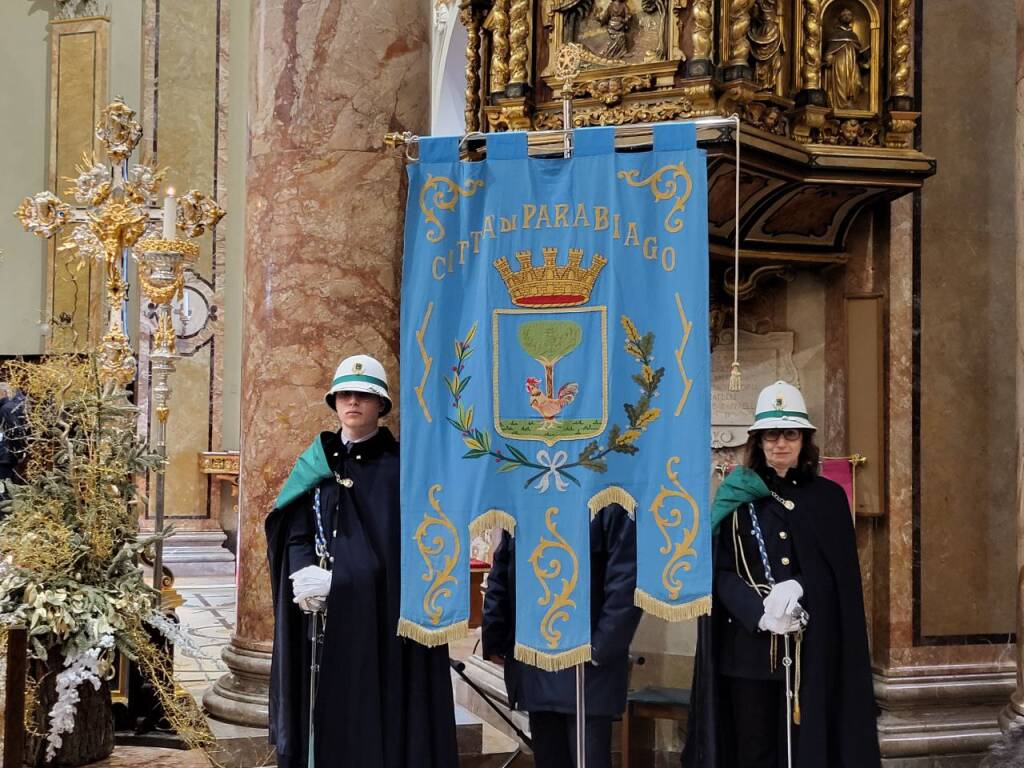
[398,125,712,670]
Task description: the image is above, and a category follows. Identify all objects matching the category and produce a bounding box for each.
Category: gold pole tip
[384,132,413,149]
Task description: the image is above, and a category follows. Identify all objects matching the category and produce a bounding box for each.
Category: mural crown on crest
[493,247,608,307]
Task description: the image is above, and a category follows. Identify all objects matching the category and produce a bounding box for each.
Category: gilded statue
[598,0,632,58]
[823,6,870,110]
[748,0,784,92]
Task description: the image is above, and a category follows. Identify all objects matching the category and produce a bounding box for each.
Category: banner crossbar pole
[384,115,741,158]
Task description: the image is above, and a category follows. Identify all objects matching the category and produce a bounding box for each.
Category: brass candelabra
[14,97,225,591]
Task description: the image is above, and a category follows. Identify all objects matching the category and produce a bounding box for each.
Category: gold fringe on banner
[633,590,712,622]
[397,618,469,647]
[587,486,638,519]
[469,508,517,538]
[513,642,592,672]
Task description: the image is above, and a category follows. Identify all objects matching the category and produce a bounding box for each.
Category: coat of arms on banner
[493,251,608,446]
[398,125,713,671]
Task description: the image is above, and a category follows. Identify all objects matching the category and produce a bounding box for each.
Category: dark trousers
[724,676,796,768]
[528,711,612,768]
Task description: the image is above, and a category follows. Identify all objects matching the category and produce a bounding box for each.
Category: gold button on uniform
[779,531,788,540]
[781,557,791,566]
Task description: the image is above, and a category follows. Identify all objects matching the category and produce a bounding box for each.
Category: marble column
[1001,0,1024,730]
[203,0,429,726]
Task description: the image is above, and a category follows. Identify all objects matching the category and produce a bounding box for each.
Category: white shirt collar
[341,427,379,446]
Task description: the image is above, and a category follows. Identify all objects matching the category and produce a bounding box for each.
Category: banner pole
[575,662,587,768]
[384,115,740,156]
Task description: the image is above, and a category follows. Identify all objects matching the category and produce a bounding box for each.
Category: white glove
[290,565,332,604]
[763,579,803,619]
[758,611,802,635]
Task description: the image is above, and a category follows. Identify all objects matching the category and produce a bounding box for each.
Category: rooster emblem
[525,376,579,422]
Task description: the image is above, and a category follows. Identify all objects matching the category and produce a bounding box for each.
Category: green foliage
[516,320,583,365]
[0,357,162,660]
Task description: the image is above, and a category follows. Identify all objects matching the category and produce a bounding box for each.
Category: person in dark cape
[0,383,28,507]
[482,503,642,768]
[265,354,459,768]
[682,381,880,768]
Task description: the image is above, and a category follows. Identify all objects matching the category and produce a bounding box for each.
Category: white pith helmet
[325,354,392,416]
[748,380,815,432]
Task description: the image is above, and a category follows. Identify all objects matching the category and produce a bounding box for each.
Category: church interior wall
[221,0,248,455]
[0,6,49,356]
[918,0,1017,641]
[0,1,142,357]
[0,0,246,557]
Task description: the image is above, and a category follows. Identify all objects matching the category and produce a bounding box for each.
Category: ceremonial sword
[307,487,332,768]
[746,502,808,768]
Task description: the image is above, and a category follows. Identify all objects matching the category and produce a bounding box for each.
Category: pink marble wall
[236,0,429,646]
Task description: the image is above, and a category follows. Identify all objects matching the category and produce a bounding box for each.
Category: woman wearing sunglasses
[682,381,880,768]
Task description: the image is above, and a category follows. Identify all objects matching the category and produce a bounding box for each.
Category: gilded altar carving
[598,0,633,58]
[552,0,594,43]
[460,3,482,131]
[468,0,910,146]
[799,0,823,91]
[509,0,532,85]
[884,112,917,149]
[534,97,695,129]
[823,6,870,110]
[742,101,787,135]
[486,102,534,131]
[818,117,879,146]
[726,0,755,70]
[573,74,653,106]
[889,0,912,98]
[689,0,714,62]
[801,0,881,117]
[458,0,931,261]
[551,0,672,66]
[487,0,511,94]
[748,0,784,92]
[642,0,671,60]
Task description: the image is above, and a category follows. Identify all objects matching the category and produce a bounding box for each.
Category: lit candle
[162,188,177,240]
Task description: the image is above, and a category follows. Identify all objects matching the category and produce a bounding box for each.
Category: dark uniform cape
[265,428,458,768]
[481,503,642,717]
[0,392,27,491]
[681,469,880,768]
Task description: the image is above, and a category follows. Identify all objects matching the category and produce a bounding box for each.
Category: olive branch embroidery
[445,316,664,490]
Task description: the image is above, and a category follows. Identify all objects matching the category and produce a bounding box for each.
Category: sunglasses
[761,428,803,443]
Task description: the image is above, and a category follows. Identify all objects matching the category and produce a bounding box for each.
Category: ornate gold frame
[793,0,881,118]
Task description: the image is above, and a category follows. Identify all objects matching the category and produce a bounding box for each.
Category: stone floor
[173,576,236,701]
[0,575,519,767]
[78,746,211,767]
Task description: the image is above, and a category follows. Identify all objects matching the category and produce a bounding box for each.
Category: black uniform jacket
[682,470,881,768]
[481,503,642,718]
[265,428,459,768]
[715,476,803,681]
